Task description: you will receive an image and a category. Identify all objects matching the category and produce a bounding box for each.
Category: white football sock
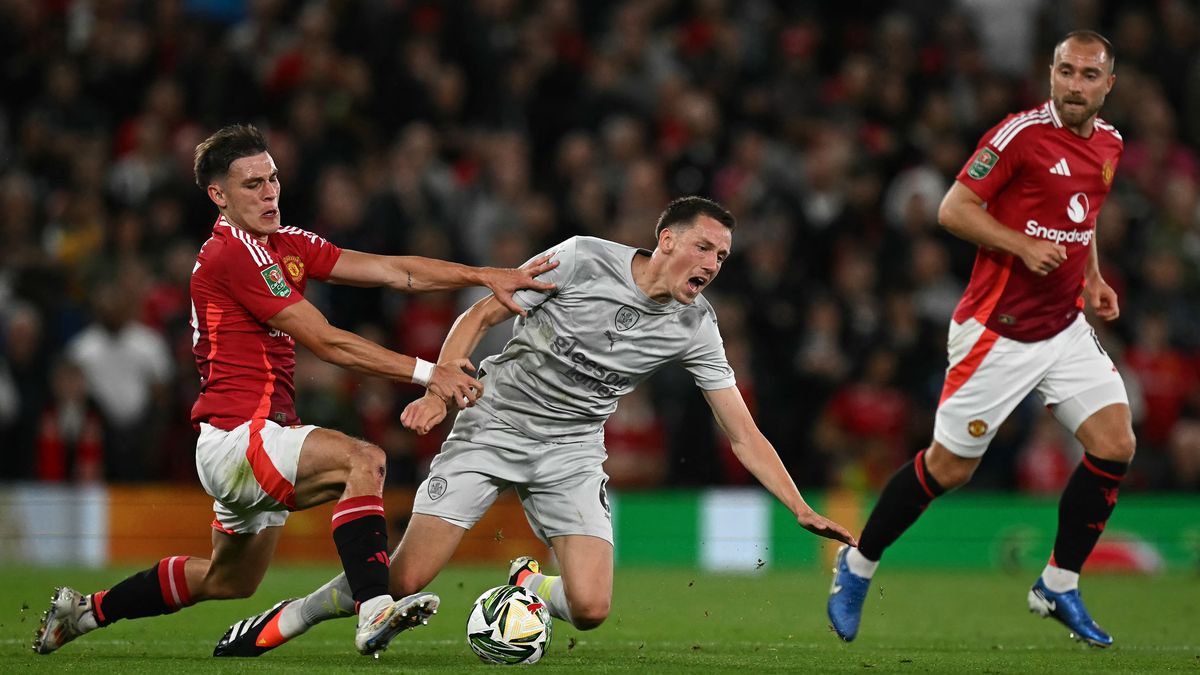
[1041,564,1079,593]
[846,547,880,579]
[286,573,355,638]
[520,573,574,627]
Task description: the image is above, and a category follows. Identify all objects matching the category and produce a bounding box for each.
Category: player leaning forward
[828,30,1133,646]
[213,196,857,656]
[33,124,558,656]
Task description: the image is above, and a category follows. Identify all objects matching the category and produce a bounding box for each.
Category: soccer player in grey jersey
[214,196,856,655]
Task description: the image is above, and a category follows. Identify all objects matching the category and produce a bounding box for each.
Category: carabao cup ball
[466,585,553,665]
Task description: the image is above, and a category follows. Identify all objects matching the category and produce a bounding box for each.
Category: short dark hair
[653,196,736,240]
[193,124,269,188]
[1056,30,1116,73]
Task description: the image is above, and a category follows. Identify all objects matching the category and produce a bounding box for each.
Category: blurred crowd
[1,0,1198,493]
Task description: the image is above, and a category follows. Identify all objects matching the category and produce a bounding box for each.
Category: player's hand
[426,358,483,409]
[401,393,449,435]
[485,253,558,317]
[1019,239,1068,276]
[1086,277,1120,321]
[796,508,858,547]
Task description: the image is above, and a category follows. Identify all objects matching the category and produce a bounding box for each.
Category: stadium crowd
[1,0,1198,492]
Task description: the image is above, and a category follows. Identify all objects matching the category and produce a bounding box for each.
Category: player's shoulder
[1093,116,1124,147]
[206,218,274,269]
[984,102,1055,153]
[689,293,720,325]
[273,225,326,245]
[572,235,634,257]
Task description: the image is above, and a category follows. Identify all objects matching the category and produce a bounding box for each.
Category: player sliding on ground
[827,30,1133,647]
[32,124,558,657]
[213,196,856,657]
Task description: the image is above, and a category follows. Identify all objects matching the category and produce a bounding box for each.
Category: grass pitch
[1,563,1196,673]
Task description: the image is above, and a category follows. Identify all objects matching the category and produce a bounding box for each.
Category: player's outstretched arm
[326,250,557,316]
[269,298,482,408]
[401,294,517,434]
[939,181,1067,276]
[703,387,857,546]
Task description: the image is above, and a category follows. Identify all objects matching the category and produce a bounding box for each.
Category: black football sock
[1051,452,1128,573]
[331,496,390,606]
[94,556,193,626]
[857,449,947,562]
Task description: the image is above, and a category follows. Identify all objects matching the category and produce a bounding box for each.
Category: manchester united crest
[1101,158,1115,186]
[282,255,306,282]
[967,419,989,438]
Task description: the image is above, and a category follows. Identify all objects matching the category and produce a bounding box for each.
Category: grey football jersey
[473,236,735,442]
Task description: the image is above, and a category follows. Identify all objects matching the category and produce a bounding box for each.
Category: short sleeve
[955,114,1034,203]
[511,237,580,313]
[294,229,342,280]
[221,245,304,323]
[680,309,736,390]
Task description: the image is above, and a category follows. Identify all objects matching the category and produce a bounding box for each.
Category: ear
[658,227,674,252]
[207,183,226,209]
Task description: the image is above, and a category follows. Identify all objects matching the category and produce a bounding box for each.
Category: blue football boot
[827,545,871,642]
[1028,577,1113,647]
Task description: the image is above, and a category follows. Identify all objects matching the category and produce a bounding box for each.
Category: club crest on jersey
[282,255,305,282]
[614,306,641,331]
[1102,158,1115,186]
[967,148,998,179]
[261,264,291,297]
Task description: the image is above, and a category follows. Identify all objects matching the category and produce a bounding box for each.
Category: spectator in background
[66,278,172,480]
[35,359,105,483]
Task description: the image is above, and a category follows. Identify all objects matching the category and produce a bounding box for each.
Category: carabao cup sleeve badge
[967,148,998,180]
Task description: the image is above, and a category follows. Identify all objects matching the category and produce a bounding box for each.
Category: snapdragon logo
[1024,219,1094,246]
[1067,192,1090,223]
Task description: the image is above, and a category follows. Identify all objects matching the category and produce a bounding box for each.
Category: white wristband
[412,358,435,387]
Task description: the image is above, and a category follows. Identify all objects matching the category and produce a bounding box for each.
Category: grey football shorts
[412,406,612,545]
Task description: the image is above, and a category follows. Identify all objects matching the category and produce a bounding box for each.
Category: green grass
[1,564,1197,673]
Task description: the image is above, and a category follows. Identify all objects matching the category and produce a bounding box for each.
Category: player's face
[1049,39,1115,130]
[210,152,281,239]
[662,215,731,304]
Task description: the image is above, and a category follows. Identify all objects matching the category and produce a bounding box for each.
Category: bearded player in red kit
[32,124,557,657]
[828,30,1133,647]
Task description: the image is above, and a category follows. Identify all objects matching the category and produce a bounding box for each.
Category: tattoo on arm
[407,272,413,289]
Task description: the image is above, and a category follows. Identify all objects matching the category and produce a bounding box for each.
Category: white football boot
[354,592,440,655]
[32,587,98,654]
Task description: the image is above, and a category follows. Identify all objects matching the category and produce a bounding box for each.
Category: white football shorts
[413,406,613,545]
[196,419,317,534]
[934,313,1128,458]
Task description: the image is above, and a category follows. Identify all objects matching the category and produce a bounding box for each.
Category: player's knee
[1095,429,1137,463]
[569,597,610,630]
[349,440,387,478]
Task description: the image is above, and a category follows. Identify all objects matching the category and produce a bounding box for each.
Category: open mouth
[262,209,278,218]
[687,276,706,293]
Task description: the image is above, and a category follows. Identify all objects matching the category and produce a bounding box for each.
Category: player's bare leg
[1030,403,1134,647]
[35,526,280,654]
[828,442,979,641]
[511,535,613,630]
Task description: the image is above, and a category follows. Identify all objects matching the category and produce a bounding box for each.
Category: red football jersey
[189,217,342,430]
[953,100,1123,341]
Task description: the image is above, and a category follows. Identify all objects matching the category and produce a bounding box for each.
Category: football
[466,585,553,665]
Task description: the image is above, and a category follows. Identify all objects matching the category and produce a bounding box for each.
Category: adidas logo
[1049,158,1072,176]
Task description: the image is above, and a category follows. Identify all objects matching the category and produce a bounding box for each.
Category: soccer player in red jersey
[33,124,558,657]
[829,30,1133,647]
